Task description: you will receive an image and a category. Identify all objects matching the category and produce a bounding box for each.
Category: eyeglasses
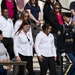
[55,7,60,9]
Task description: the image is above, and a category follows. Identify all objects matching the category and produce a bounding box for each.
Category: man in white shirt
[0,7,14,59]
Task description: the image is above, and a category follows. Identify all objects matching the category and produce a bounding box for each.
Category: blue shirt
[24,2,40,23]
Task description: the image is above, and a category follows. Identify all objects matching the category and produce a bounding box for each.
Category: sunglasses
[25,16,29,17]
[55,7,60,9]
[27,37,30,42]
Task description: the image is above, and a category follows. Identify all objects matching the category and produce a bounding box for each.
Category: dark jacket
[47,11,63,34]
[57,24,75,54]
[1,0,17,24]
[43,5,53,22]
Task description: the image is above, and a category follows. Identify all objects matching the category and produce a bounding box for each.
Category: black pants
[19,54,35,75]
[1,38,14,59]
[39,56,57,75]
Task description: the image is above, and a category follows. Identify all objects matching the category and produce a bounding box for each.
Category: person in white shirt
[14,20,35,75]
[35,24,57,75]
[0,7,14,59]
[14,10,30,33]
[0,30,10,75]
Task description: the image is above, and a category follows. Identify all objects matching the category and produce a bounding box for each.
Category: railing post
[13,65,18,75]
[24,64,27,75]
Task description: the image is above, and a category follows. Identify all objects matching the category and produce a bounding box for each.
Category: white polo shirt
[35,31,56,57]
[14,30,34,56]
[0,15,14,38]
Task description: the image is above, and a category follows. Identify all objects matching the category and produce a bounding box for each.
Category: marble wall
[59,0,75,12]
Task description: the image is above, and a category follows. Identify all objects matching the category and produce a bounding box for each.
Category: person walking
[14,20,35,75]
[35,24,57,75]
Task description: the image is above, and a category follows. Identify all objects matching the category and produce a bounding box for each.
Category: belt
[3,37,12,39]
[65,38,73,42]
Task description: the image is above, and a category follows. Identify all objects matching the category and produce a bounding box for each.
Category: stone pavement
[7,69,61,75]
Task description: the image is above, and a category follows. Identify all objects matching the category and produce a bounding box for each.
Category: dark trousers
[38,56,57,75]
[18,54,35,75]
[1,38,14,59]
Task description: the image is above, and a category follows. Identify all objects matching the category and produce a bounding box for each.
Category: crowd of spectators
[0,0,75,75]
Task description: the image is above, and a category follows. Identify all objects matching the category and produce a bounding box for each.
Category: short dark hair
[63,13,72,18]
[0,30,2,34]
[42,23,51,32]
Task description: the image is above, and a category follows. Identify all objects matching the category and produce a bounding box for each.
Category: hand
[11,18,14,21]
[72,29,75,32]
[38,56,44,62]
[1,59,6,62]
[16,56,21,62]
[7,59,11,62]
[36,20,40,26]
[32,44,35,48]
[54,57,57,61]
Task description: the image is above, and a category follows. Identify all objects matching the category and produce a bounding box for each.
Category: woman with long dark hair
[14,20,35,75]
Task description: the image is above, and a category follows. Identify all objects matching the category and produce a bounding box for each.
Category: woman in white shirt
[35,24,57,75]
[14,20,35,75]
[14,10,30,33]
